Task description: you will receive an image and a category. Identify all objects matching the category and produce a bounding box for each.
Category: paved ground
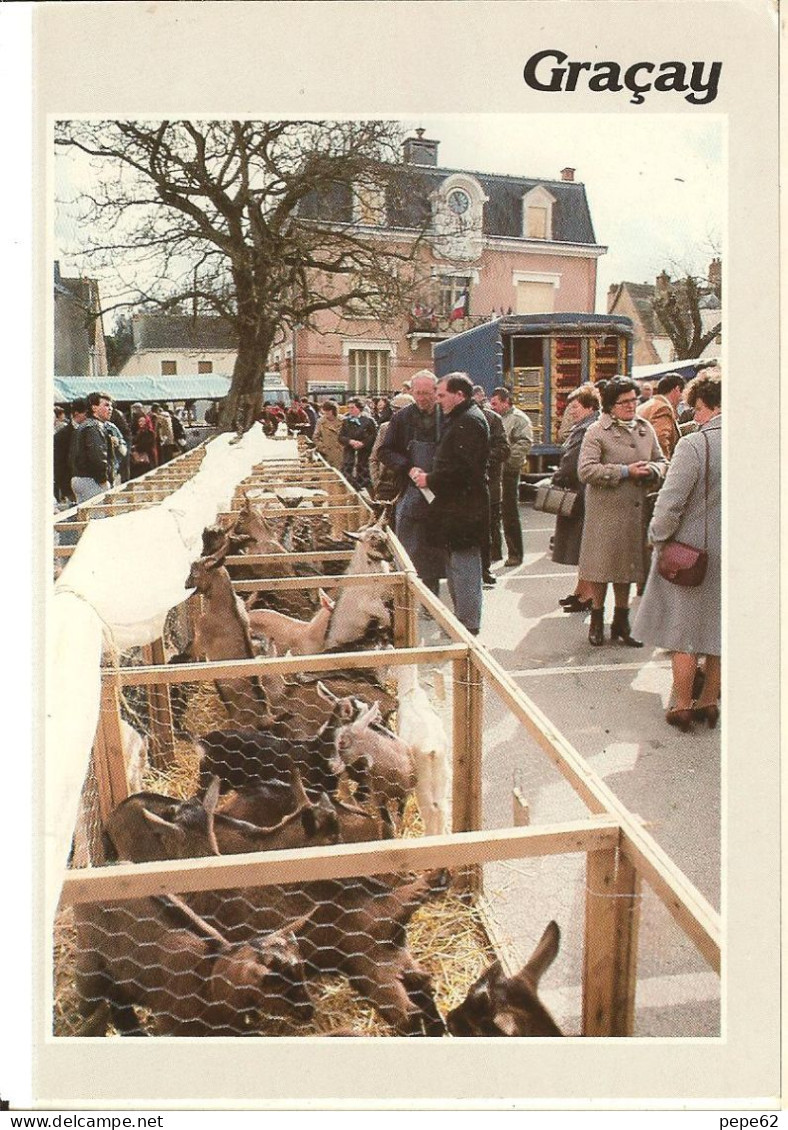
[458,500,721,1036]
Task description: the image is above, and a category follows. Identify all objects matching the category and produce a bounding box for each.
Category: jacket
[499,405,533,473]
[426,399,490,551]
[577,413,666,585]
[481,406,510,505]
[313,414,344,469]
[70,417,111,485]
[633,416,721,655]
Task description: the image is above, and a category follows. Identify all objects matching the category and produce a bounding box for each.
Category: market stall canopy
[53,373,232,403]
[632,358,718,383]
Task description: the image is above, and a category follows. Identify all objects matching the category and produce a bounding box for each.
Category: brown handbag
[657,433,710,587]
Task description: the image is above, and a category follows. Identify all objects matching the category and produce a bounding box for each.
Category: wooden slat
[90,682,129,822]
[59,817,621,905]
[101,643,469,687]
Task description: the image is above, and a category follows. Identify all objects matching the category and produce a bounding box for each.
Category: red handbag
[657,540,708,586]
[657,433,710,588]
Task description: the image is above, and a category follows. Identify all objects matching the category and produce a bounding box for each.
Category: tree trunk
[218,327,275,434]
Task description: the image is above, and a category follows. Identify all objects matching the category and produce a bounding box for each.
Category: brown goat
[103,772,342,863]
[74,895,313,1036]
[330,700,416,834]
[446,920,563,1037]
[246,588,335,656]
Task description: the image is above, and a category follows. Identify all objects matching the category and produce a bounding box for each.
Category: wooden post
[452,654,484,892]
[91,681,130,823]
[142,638,175,770]
[392,577,418,649]
[582,844,642,1036]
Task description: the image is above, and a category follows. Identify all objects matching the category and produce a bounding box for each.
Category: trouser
[484,498,503,571]
[501,470,523,560]
[71,476,107,505]
[445,546,483,635]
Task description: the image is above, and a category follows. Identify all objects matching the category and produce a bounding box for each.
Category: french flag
[450,290,469,321]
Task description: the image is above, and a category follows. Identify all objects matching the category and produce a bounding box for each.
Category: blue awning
[52,374,233,403]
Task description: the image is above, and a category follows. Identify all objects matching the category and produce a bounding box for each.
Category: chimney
[707,257,721,292]
[655,270,671,296]
[403,128,439,167]
[560,167,575,182]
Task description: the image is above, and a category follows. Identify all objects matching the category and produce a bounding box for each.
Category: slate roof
[299,163,599,246]
[132,314,238,351]
[610,281,663,337]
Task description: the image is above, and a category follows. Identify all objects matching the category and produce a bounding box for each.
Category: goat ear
[289,766,309,807]
[344,530,362,541]
[142,809,186,838]
[521,920,561,986]
[203,776,221,815]
[319,589,335,611]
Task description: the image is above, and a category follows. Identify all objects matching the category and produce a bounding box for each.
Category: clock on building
[447,188,471,215]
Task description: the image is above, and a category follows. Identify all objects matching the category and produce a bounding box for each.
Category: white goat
[395,666,451,836]
[245,588,335,656]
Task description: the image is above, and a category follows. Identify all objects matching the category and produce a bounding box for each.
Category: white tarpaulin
[47,427,299,926]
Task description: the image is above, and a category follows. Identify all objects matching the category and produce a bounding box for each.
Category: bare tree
[651,260,721,361]
[55,120,430,431]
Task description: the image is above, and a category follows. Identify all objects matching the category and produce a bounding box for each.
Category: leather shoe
[562,597,593,613]
[482,573,497,588]
[504,557,523,567]
[666,708,694,732]
[691,703,719,729]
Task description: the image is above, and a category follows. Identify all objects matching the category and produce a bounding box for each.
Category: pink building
[272,134,607,398]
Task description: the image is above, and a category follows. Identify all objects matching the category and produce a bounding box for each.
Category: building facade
[119,314,237,378]
[54,261,108,378]
[272,133,608,398]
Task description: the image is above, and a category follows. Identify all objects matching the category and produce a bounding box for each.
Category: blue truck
[433,312,634,474]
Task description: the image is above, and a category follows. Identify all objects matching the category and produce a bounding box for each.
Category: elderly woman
[551,384,600,612]
[312,399,344,469]
[633,373,722,731]
[577,377,667,646]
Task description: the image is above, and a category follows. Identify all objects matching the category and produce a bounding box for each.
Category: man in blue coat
[409,373,490,635]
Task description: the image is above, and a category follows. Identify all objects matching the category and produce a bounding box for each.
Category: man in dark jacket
[379,371,447,592]
[410,373,490,635]
[54,398,88,504]
[479,401,510,586]
[69,391,112,504]
[339,397,377,489]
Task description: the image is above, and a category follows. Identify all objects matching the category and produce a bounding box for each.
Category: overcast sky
[55,113,725,316]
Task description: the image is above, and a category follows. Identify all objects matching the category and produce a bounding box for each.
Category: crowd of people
[54,366,721,734]
[53,395,188,505]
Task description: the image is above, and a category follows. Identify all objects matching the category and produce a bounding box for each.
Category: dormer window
[522,185,556,241]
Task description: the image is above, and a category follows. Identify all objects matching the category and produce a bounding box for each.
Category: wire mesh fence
[52,446,721,1042]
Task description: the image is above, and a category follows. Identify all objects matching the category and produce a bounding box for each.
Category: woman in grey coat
[577,378,667,646]
[633,374,721,732]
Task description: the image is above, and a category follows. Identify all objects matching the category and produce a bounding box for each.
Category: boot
[610,606,643,648]
[588,607,605,646]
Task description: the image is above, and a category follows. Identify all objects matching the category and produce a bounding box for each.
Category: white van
[263,373,292,408]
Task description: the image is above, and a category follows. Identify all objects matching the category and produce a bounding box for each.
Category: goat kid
[74,895,313,1036]
[395,666,451,836]
[246,588,335,656]
[330,700,416,834]
[446,920,563,1036]
[322,524,394,652]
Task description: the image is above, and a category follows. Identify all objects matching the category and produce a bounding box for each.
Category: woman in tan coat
[312,399,344,469]
[578,377,666,646]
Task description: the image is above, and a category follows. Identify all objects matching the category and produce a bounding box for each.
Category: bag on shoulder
[657,541,708,587]
[532,482,579,518]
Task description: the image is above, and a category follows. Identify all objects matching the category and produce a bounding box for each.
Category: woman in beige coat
[312,399,344,469]
[578,377,666,646]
